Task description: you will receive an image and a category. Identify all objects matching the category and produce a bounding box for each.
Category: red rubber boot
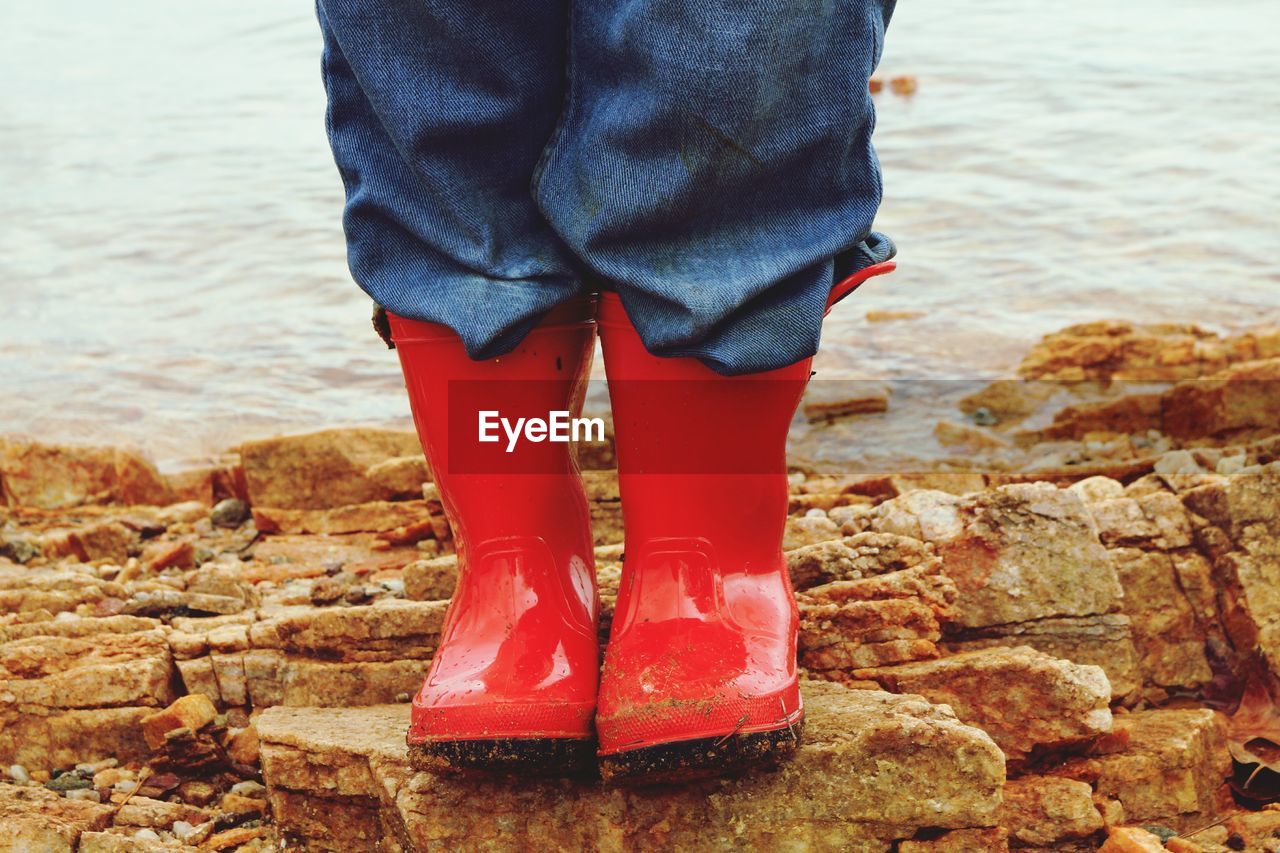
[594,262,894,781]
[389,299,600,775]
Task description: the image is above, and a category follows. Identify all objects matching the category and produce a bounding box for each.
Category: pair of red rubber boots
[391,264,892,781]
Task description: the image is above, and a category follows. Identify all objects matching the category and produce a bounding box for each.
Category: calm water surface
[2,0,1278,469]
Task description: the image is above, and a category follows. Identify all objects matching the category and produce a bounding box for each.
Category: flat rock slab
[257,682,1005,852]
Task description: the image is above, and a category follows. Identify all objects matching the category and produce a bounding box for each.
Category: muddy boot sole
[599,717,804,784]
[407,737,597,778]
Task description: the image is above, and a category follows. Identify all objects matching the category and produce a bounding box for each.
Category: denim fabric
[318,0,895,375]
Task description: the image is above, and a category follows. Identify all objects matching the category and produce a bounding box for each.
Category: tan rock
[78,831,200,852]
[0,564,121,615]
[934,420,1012,450]
[1109,547,1213,689]
[362,455,429,498]
[1090,491,1194,550]
[1017,321,1228,383]
[998,775,1104,847]
[202,826,267,850]
[1182,461,1280,680]
[866,483,1122,629]
[249,599,446,662]
[798,562,957,673]
[802,382,890,421]
[259,682,1005,850]
[898,828,1009,852]
[238,428,422,509]
[1099,826,1169,852]
[267,658,426,708]
[856,646,1113,764]
[1046,708,1231,829]
[225,726,260,766]
[1069,475,1126,504]
[141,694,218,750]
[783,513,842,550]
[251,499,434,536]
[0,784,113,850]
[113,795,213,828]
[0,613,159,644]
[942,614,1142,700]
[959,379,1063,427]
[0,706,152,767]
[402,554,458,601]
[140,539,196,572]
[0,629,174,710]
[0,439,171,509]
[786,531,937,590]
[1163,357,1280,442]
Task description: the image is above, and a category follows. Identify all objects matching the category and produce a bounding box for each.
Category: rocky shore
[2,319,1279,851]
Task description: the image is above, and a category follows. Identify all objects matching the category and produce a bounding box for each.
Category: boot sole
[598,716,804,784]
[408,737,596,778]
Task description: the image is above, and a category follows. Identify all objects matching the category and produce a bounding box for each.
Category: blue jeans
[318,0,895,375]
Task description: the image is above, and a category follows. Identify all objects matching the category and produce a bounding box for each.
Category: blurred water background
[2,0,1277,469]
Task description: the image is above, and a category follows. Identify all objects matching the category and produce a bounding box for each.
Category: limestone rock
[1099,826,1169,852]
[402,554,458,601]
[362,455,430,499]
[865,483,1123,629]
[249,599,445,662]
[1016,321,1235,383]
[0,784,113,850]
[1108,547,1213,689]
[251,499,434,536]
[802,382,890,421]
[0,566,126,614]
[798,562,957,673]
[258,682,1005,851]
[786,531,937,590]
[783,513,842,550]
[856,646,1113,764]
[1182,461,1280,680]
[0,706,153,768]
[998,775,1104,847]
[0,439,171,509]
[0,629,174,712]
[1046,708,1231,830]
[1089,491,1194,550]
[141,694,218,750]
[942,614,1142,701]
[49,521,136,564]
[238,428,422,510]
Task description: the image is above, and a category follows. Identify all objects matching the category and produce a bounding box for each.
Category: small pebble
[65,789,101,802]
[114,779,138,792]
[54,611,78,622]
[229,780,267,798]
[45,774,92,792]
[7,765,30,784]
[970,406,1000,426]
[804,508,826,519]
[173,821,196,839]
[211,498,251,529]
[134,828,161,842]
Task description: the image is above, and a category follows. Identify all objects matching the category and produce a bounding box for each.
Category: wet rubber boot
[388,299,600,776]
[594,262,894,782]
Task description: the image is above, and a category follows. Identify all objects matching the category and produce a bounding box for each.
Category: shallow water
[2,0,1278,470]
